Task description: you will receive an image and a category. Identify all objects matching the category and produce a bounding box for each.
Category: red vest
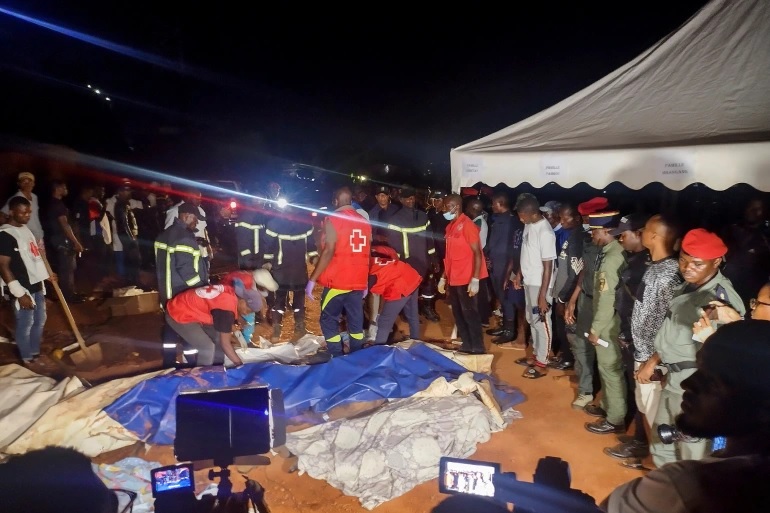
[369,248,422,300]
[317,209,371,290]
[166,284,238,325]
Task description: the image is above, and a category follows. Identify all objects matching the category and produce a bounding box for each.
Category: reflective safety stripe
[427,248,436,255]
[240,249,252,256]
[183,349,199,355]
[263,253,274,260]
[326,335,342,342]
[154,241,202,301]
[321,288,351,311]
[185,275,201,286]
[235,222,264,254]
[267,229,314,265]
[350,332,364,340]
[163,343,178,348]
[386,222,430,259]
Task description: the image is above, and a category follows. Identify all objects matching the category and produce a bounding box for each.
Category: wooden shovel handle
[40,252,87,350]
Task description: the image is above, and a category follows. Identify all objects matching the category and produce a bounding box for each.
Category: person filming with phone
[604,319,770,513]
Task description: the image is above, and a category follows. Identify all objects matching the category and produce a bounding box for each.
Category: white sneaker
[572,393,594,409]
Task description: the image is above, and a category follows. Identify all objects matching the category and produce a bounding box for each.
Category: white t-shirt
[472,215,488,250]
[520,217,556,287]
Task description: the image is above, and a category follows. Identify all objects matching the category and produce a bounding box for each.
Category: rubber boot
[420,298,440,322]
[271,323,282,343]
[292,315,309,342]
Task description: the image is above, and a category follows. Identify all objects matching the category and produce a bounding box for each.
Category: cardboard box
[100,291,160,316]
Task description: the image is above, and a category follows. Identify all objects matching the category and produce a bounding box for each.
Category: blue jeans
[14,290,47,361]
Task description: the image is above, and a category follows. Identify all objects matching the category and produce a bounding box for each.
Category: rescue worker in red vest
[306,187,371,357]
[155,202,209,367]
[368,242,422,345]
[165,279,262,367]
[438,194,488,354]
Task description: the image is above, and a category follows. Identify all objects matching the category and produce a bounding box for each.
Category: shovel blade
[68,343,103,366]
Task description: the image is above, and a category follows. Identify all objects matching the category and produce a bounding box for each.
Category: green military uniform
[573,235,601,396]
[649,271,745,467]
[590,239,627,426]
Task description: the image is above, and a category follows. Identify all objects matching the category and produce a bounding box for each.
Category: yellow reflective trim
[240,249,252,256]
[236,222,265,230]
[185,275,201,286]
[263,253,274,260]
[350,332,364,340]
[326,335,342,343]
[321,288,351,311]
[428,248,436,255]
[265,229,279,237]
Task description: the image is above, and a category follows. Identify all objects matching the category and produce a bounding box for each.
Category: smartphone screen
[151,464,194,495]
[439,457,500,497]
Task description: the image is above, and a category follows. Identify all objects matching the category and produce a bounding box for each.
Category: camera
[439,457,499,497]
[151,384,285,513]
[439,456,600,513]
[657,423,702,444]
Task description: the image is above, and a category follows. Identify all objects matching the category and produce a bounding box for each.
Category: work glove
[262,262,272,271]
[468,278,480,297]
[305,280,316,301]
[437,276,447,295]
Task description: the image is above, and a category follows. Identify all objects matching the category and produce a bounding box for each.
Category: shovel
[41,253,103,365]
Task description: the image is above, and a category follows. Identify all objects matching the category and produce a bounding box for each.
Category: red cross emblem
[29,241,40,258]
[350,229,367,252]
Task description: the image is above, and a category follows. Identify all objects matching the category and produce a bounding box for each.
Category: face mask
[443,210,457,221]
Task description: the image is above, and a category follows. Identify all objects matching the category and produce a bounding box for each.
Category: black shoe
[457,345,486,355]
[492,330,516,344]
[421,306,440,323]
[549,359,574,370]
[584,404,607,417]
[486,326,506,336]
[585,419,625,434]
[604,441,649,460]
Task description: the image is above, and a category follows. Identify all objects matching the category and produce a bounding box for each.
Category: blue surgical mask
[443,210,457,221]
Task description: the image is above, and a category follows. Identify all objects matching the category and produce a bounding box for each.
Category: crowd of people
[2,170,770,512]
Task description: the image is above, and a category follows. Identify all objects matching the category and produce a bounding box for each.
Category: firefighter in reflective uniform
[306,188,371,357]
[263,203,318,342]
[426,190,449,317]
[368,243,422,345]
[234,198,266,270]
[388,186,440,322]
[155,202,209,367]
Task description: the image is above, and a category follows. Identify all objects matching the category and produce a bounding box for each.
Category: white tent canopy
[450,0,770,192]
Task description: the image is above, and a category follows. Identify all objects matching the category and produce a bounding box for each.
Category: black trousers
[448,284,484,352]
[621,339,646,443]
[553,308,575,362]
[271,288,305,324]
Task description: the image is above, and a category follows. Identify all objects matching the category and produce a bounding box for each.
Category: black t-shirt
[0,231,43,293]
[616,249,651,340]
[47,198,69,246]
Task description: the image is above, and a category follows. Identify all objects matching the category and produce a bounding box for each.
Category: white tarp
[0,364,85,451]
[450,0,770,192]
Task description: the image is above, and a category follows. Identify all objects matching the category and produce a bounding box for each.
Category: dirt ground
[0,258,649,512]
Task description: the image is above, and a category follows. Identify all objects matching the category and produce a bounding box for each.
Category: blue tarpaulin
[104,344,524,445]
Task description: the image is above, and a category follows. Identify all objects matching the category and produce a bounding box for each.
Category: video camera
[439,456,601,513]
[151,385,286,513]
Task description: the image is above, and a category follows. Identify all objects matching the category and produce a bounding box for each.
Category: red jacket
[369,246,422,300]
[317,208,371,290]
[166,284,238,325]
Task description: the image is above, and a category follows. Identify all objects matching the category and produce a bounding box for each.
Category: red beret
[578,197,609,215]
[681,228,728,259]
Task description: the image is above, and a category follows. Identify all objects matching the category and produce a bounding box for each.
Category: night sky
[1,1,711,182]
